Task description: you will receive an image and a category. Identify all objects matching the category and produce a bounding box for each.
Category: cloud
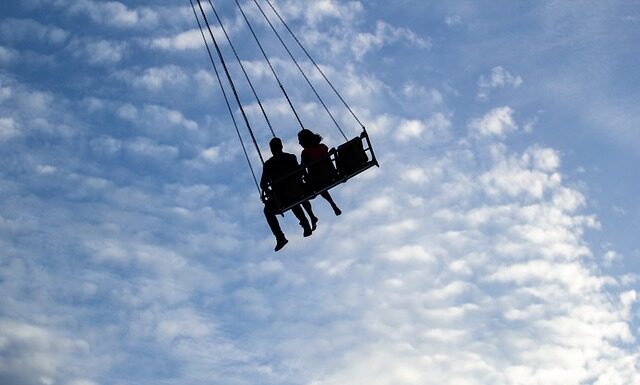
[394,113,451,141]
[479,146,565,201]
[125,137,179,160]
[150,29,204,51]
[66,0,159,29]
[0,117,20,140]
[119,65,191,91]
[116,103,198,133]
[0,74,80,139]
[469,106,518,137]
[273,0,364,26]
[477,66,523,101]
[352,21,431,60]
[0,319,95,385]
[70,38,126,66]
[281,135,635,385]
[0,18,70,45]
[445,15,462,26]
[0,46,19,64]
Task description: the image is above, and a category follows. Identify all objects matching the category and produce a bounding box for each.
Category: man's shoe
[310,216,318,231]
[274,238,288,252]
[303,226,312,237]
[333,206,342,216]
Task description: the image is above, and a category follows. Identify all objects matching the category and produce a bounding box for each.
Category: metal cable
[264,0,367,132]
[190,0,261,193]
[196,0,265,165]
[235,0,304,130]
[206,0,276,138]
[252,0,348,141]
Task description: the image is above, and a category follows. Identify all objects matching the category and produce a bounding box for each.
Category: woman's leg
[301,200,318,230]
[321,191,342,216]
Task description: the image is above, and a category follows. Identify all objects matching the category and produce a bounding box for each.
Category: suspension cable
[206,0,275,138]
[196,0,265,166]
[252,0,348,141]
[190,0,260,194]
[235,0,304,130]
[264,0,367,132]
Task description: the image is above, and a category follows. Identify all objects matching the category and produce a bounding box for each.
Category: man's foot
[303,226,312,237]
[274,238,288,252]
[333,206,342,216]
[310,216,318,231]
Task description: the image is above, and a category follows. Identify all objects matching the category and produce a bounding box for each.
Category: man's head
[269,137,283,155]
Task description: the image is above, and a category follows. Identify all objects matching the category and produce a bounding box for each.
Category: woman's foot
[333,206,342,216]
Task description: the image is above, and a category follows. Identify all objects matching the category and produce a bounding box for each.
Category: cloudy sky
[1,1,639,384]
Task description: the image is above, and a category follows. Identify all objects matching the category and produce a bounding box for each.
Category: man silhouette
[261,137,316,251]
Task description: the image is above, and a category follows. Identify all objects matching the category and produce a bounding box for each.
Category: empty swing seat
[336,137,368,177]
[335,131,377,179]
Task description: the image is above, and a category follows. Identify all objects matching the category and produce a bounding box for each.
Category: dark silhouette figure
[261,137,317,251]
[298,129,342,216]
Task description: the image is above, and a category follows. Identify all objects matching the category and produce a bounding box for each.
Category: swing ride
[190,0,379,215]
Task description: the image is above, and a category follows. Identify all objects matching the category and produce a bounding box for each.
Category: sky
[0,1,639,384]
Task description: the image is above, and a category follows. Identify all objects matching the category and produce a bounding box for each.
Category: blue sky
[0,1,639,384]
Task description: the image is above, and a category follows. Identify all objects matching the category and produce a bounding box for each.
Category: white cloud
[123,65,191,91]
[0,82,13,104]
[395,113,451,141]
[0,46,18,64]
[118,104,198,132]
[0,117,19,140]
[201,146,221,162]
[126,137,179,160]
[0,18,69,45]
[469,106,518,137]
[66,0,158,28]
[0,319,93,385]
[150,29,203,50]
[395,119,425,141]
[479,157,562,200]
[528,146,560,171]
[352,21,431,60]
[445,15,462,26]
[400,167,428,184]
[70,38,126,66]
[477,66,523,101]
[275,0,364,26]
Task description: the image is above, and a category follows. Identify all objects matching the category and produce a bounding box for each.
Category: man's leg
[264,205,288,251]
[291,204,312,237]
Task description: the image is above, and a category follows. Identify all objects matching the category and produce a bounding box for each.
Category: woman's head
[297,129,322,148]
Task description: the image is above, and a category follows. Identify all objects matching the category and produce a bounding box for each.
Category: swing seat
[336,134,369,177]
[261,130,378,215]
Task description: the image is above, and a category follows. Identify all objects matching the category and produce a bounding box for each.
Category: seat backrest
[336,136,369,176]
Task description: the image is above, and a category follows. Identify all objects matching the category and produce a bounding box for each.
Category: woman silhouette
[298,129,342,216]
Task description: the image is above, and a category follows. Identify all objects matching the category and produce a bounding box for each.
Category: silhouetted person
[261,137,315,251]
[298,129,342,216]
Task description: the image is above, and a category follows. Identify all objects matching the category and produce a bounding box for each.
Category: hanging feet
[303,225,312,237]
[332,205,342,216]
[274,237,288,252]
[310,215,318,231]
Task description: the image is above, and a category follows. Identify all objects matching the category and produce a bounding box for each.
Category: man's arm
[260,161,270,190]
